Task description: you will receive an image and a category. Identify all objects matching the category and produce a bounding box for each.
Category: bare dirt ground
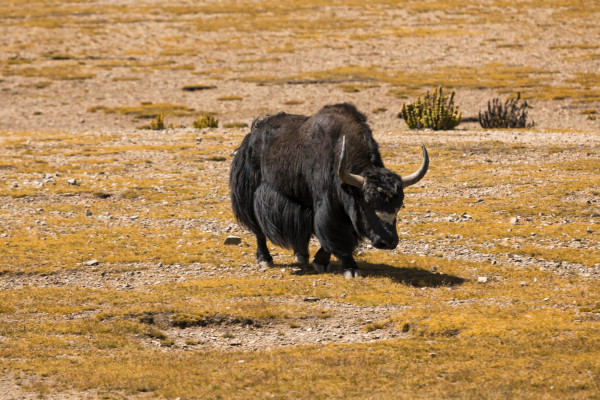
[1,1,599,399]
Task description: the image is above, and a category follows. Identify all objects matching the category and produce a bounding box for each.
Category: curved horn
[338,136,365,188]
[401,144,429,188]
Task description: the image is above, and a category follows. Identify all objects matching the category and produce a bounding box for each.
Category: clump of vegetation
[172,313,208,328]
[479,92,534,128]
[583,109,597,120]
[400,87,462,130]
[283,100,304,105]
[194,113,218,129]
[217,95,243,101]
[88,102,196,119]
[223,122,248,129]
[149,113,165,130]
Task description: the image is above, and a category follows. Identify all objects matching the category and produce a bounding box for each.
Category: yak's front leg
[337,254,361,279]
[313,202,359,277]
[312,247,331,272]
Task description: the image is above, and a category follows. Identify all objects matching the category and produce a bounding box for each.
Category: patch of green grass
[88,103,198,119]
[217,95,243,101]
[283,100,304,105]
[2,65,94,80]
[223,122,248,129]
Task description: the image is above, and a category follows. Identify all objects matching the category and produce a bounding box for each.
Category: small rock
[429,352,437,357]
[477,276,489,283]
[157,262,163,268]
[520,281,528,286]
[341,293,347,298]
[85,209,92,216]
[85,259,99,266]
[510,216,521,225]
[587,227,593,234]
[430,266,438,272]
[67,179,78,186]
[224,236,242,245]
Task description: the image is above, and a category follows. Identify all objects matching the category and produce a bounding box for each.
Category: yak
[229,103,428,278]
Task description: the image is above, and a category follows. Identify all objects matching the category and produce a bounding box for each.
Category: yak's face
[337,136,429,250]
[338,137,429,249]
[358,168,404,249]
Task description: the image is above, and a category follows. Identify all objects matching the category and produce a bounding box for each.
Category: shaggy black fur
[230,103,409,275]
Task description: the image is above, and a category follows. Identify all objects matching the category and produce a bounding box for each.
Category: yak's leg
[256,233,274,268]
[337,254,361,279]
[294,249,309,265]
[313,203,359,277]
[312,247,331,272]
[293,236,311,265]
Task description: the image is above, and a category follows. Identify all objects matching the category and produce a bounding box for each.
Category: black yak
[230,103,428,278]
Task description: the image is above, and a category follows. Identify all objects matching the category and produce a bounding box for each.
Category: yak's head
[338,136,429,250]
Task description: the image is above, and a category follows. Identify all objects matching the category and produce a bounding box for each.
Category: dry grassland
[1,0,600,399]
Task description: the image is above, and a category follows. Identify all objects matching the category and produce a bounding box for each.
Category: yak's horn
[338,136,365,188]
[401,144,429,188]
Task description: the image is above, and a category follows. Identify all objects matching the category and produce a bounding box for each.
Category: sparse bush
[583,109,597,120]
[478,92,534,128]
[400,87,462,130]
[194,113,219,129]
[149,113,165,130]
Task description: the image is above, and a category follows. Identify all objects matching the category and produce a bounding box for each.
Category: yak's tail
[229,134,263,235]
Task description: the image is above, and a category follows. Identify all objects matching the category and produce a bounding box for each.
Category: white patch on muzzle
[375,210,396,225]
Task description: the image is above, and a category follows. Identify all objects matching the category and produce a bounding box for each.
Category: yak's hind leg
[253,183,313,264]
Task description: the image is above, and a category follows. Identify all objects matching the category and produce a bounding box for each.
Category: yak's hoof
[312,262,325,273]
[294,254,309,264]
[258,260,274,268]
[343,269,362,279]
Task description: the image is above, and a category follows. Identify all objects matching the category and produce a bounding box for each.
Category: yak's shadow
[290,262,465,288]
[358,262,465,287]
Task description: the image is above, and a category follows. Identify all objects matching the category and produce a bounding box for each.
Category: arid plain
[1,1,599,399]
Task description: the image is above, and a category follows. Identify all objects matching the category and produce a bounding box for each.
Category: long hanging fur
[229,133,262,235]
[253,183,313,250]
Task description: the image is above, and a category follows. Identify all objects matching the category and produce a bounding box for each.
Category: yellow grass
[1,126,599,398]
